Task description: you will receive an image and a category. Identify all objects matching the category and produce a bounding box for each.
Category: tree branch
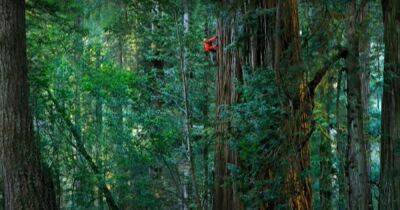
[46,90,120,210]
[307,47,348,98]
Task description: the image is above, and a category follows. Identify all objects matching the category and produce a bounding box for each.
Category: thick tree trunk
[273,0,312,209]
[379,0,400,209]
[0,0,57,209]
[214,3,243,209]
[215,1,315,209]
[214,1,278,209]
[215,1,349,209]
[345,1,372,209]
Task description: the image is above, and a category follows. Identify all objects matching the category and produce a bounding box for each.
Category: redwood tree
[345,1,372,209]
[271,0,312,208]
[214,1,244,209]
[380,0,400,209]
[214,1,349,209]
[0,0,56,209]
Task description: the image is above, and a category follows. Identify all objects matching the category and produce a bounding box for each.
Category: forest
[0,0,399,209]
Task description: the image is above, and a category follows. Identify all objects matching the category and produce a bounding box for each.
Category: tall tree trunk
[345,1,372,209]
[214,2,243,209]
[179,0,201,208]
[359,6,372,208]
[379,0,400,209]
[0,0,57,209]
[215,1,348,209]
[272,0,312,208]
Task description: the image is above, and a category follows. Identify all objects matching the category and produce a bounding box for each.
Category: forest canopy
[0,0,399,209]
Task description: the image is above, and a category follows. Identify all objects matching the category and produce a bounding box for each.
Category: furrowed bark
[214,1,244,209]
[215,1,348,209]
[0,0,57,209]
[272,0,312,208]
[379,0,400,209]
[345,1,372,209]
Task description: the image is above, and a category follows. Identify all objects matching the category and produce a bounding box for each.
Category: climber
[203,36,218,53]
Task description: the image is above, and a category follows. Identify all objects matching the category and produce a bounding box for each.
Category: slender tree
[179,0,201,208]
[0,0,56,209]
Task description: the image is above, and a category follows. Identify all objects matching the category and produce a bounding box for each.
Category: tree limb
[46,90,120,210]
[307,47,349,98]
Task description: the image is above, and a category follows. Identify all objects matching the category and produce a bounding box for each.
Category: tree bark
[214,2,243,209]
[215,1,349,209]
[345,1,372,209]
[0,0,57,209]
[379,0,400,209]
[272,0,312,208]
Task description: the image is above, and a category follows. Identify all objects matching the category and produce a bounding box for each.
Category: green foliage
[22,0,385,209]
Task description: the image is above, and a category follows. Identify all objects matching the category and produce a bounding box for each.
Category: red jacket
[204,36,218,52]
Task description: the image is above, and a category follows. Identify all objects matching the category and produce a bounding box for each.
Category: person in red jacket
[203,36,218,53]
